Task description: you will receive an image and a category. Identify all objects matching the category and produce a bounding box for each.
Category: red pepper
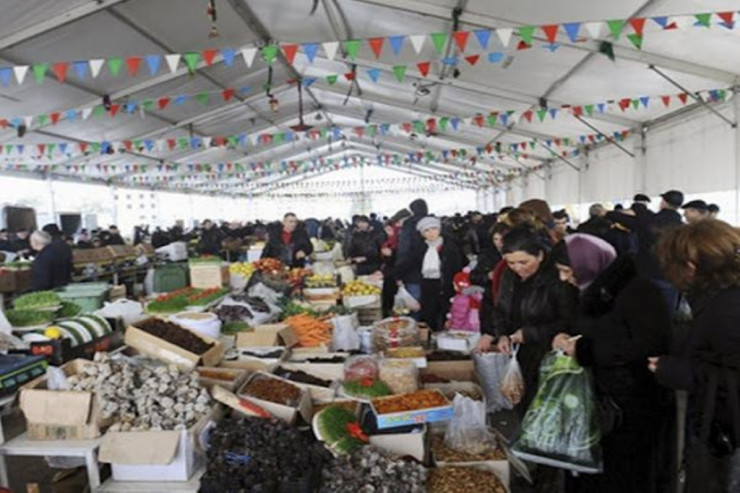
[346,422,368,442]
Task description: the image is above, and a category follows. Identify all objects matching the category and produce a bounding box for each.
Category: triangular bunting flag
[196,92,209,104]
[536,109,547,122]
[430,32,448,54]
[81,108,93,120]
[563,22,581,42]
[110,104,121,116]
[282,44,299,64]
[326,74,338,85]
[585,21,604,38]
[473,29,492,49]
[89,59,104,78]
[368,37,384,58]
[453,31,470,51]
[183,52,201,71]
[158,97,170,110]
[717,11,735,29]
[388,35,405,55]
[488,52,505,63]
[496,28,513,47]
[51,62,69,82]
[518,25,536,45]
[302,43,320,63]
[222,88,235,101]
[344,39,361,59]
[49,112,61,125]
[366,68,381,82]
[125,57,141,76]
[541,25,559,44]
[629,18,646,36]
[0,68,11,87]
[678,93,688,104]
[652,16,669,28]
[465,55,480,66]
[695,13,711,27]
[640,96,650,107]
[392,65,407,82]
[261,45,278,64]
[107,58,123,77]
[221,48,236,66]
[323,41,339,60]
[32,64,48,84]
[627,33,643,49]
[417,61,431,77]
[13,65,29,84]
[145,54,161,75]
[165,54,181,73]
[607,19,626,39]
[661,95,671,107]
[523,110,533,123]
[409,34,426,54]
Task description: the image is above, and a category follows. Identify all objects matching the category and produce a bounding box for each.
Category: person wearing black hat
[105,225,125,246]
[681,200,709,224]
[395,199,430,317]
[346,215,383,276]
[0,229,12,252]
[707,203,720,219]
[631,193,652,214]
[39,224,73,288]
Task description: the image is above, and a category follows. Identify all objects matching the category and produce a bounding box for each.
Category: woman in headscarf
[416,216,464,331]
[550,234,672,493]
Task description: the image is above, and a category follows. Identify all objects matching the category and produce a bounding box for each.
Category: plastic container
[373,317,419,352]
[57,284,108,313]
[379,359,419,394]
[153,263,190,293]
[169,311,222,339]
[344,355,379,382]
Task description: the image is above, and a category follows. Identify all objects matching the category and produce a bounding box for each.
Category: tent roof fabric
[1,0,739,196]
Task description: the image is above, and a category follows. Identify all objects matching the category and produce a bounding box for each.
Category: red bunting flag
[541,25,559,44]
[222,88,235,101]
[629,18,646,36]
[344,72,356,81]
[661,95,671,107]
[554,138,561,147]
[465,55,480,66]
[37,144,45,154]
[572,106,583,117]
[123,141,133,151]
[52,62,70,82]
[367,37,384,58]
[79,142,89,153]
[109,104,120,116]
[215,136,226,146]
[167,139,176,150]
[417,61,431,77]
[50,112,60,125]
[354,127,365,137]
[678,93,688,104]
[718,11,735,27]
[523,110,533,123]
[516,40,532,50]
[282,44,299,65]
[126,57,141,76]
[158,97,170,110]
[202,49,218,66]
[401,122,412,133]
[0,119,7,129]
[474,115,485,127]
[618,98,631,111]
[427,118,437,133]
[453,31,470,51]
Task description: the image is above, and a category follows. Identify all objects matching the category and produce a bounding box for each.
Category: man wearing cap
[631,193,651,213]
[681,200,709,224]
[346,215,383,276]
[707,203,720,219]
[415,216,464,331]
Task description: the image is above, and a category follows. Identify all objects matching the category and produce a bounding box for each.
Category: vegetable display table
[96,467,204,492]
[0,433,102,490]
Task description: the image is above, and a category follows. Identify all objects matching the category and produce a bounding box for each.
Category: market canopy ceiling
[0,0,738,197]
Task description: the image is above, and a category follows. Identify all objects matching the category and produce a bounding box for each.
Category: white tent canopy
[1,0,740,224]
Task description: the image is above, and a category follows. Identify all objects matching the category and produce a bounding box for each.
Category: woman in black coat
[650,220,740,493]
[346,216,383,276]
[415,216,464,331]
[476,226,578,414]
[551,233,672,493]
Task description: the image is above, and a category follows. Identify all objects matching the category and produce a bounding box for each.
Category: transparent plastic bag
[445,394,498,455]
[45,366,69,390]
[500,344,525,405]
[394,285,421,312]
[331,316,360,351]
[512,351,604,474]
[379,359,418,394]
[473,352,514,412]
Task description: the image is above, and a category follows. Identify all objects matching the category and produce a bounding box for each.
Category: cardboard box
[425,381,484,404]
[424,359,476,382]
[20,359,109,440]
[98,409,217,482]
[343,294,381,309]
[196,366,250,393]
[109,284,127,301]
[436,331,481,353]
[235,323,289,348]
[270,363,337,402]
[369,426,427,462]
[125,323,224,369]
[189,262,227,289]
[371,390,453,429]
[237,371,313,425]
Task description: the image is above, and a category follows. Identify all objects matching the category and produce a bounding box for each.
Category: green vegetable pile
[13,291,61,310]
[314,405,367,454]
[343,379,392,399]
[6,309,55,327]
[279,300,316,320]
[222,321,252,335]
[146,298,189,314]
[58,301,83,318]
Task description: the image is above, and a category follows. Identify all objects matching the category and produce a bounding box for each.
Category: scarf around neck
[422,237,444,279]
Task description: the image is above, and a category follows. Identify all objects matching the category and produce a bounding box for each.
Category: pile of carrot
[283,314,333,347]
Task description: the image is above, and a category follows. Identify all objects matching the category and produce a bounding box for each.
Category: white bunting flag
[409,35,426,54]
[495,28,513,47]
[12,66,28,84]
[585,22,604,38]
[81,107,93,120]
[89,59,105,78]
[165,54,181,73]
[241,48,257,68]
[323,41,339,61]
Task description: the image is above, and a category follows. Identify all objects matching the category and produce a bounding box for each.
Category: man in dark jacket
[607,190,684,311]
[577,204,611,239]
[394,198,429,310]
[199,219,223,256]
[0,229,12,252]
[347,216,383,276]
[31,230,72,291]
[105,225,125,246]
[261,213,313,268]
[11,229,30,256]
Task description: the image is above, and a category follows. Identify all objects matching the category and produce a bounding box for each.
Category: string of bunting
[0,11,737,87]
[0,81,729,136]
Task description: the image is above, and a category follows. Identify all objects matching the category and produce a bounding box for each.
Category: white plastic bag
[394,285,421,312]
[473,352,514,412]
[95,299,146,327]
[445,394,498,454]
[45,366,70,390]
[500,344,525,405]
[331,316,360,351]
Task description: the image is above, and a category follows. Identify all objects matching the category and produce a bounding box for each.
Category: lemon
[45,327,62,339]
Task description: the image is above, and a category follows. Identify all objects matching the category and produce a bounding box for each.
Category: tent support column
[634,127,648,194]
[47,175,57,221]
[734,88,740,222]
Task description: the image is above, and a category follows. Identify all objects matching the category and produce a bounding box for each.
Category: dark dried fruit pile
[215,304,252,322]
[199,416,332,493]
[231,294,270,313]
[134,318,214,354]
[242,375,301,406]
[426,350,472,362]
[274,367,333,388]
[241,349,283,359]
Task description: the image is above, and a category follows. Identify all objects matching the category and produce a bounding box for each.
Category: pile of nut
[427,466,507,493]
[67,353,211,432]
[320,446,427,493]
[431,435,506,463]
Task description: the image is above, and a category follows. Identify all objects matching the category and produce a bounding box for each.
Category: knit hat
[390,209,412,224]
[416,216,441,233]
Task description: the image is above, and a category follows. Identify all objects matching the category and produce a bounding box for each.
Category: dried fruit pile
[431,435,506,463]
[372,390,449,415]
[242,375,302,406]
[273,366,333,388]
[133,318,215,354]
[427,466,507,493]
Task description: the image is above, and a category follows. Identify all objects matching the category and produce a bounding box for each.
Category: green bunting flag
[518,26,536,45]
[599,41,615,61]
[326,74,338,85]
[606,19,626,39]
[37,114,48,126]
[343,39,361,59]
[430,32,448,54]
[108,58,123,77]
[32,64,48,83]
[537,109,548,122]
[439,117,449,132]
[183,53,201,72]
[627,33,643,49]
[93,105,105,117]
[196,92,209,104]
[260,45,279,64]
[584,104,594,116]
[392,65,407,82]
[695,13,711,27]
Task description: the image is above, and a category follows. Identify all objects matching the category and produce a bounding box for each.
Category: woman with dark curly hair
[650,220,740,493]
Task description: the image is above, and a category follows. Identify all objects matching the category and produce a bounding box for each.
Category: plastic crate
[57,284,109,313]
[153,263,190,293]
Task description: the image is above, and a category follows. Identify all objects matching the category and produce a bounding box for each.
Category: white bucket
[170,311,222,339]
